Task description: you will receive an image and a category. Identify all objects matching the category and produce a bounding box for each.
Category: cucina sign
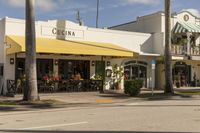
[42,26,84,39]
[52,28,76,37]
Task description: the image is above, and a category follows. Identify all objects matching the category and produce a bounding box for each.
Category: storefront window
[16,58,53,80]
[37,59,53,80]
[132,66,139,79]
[139,66,147,78]
[124,60,147,87]
[125,65,147,80]
[59,60,90,80]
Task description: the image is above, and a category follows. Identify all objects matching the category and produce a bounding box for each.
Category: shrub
[124,80,143,96]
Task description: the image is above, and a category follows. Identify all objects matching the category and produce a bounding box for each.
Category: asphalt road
[0,99,200,133]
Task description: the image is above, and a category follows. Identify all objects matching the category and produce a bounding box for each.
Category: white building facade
[0,17,157,95]
[111,11,200,89]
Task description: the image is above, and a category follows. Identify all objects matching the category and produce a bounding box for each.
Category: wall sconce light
[107,61,111,66]
[55,60,59,65]
[91,61,95,66]
[10,58,14,65]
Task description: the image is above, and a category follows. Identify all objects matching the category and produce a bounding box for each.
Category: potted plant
[112,64,124,90]
[42,72,61,92]
[16,74,26,93]
[91,74,103,91]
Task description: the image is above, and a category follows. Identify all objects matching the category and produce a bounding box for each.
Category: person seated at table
[70,74,75,80]
[74,72,82,80]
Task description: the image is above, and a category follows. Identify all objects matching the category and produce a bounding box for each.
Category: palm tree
[164,0,174,94]
[23,0,39,101]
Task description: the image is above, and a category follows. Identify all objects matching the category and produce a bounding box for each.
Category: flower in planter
[42,73,61,86]
[53,76,61,82]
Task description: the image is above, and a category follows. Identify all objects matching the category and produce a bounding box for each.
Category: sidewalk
[174,87,200,93]
[1,91,137,104]
[0,89,200,112]
[0,91,135,112]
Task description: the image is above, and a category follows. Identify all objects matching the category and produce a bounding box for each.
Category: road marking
[126,103,140,105]
[96,99,113,103]
[20,121,88,130]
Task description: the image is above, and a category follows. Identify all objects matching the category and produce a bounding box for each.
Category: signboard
[41,26,84,39]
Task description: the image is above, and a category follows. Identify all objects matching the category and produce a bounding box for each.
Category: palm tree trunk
[23,0,39,101]
[164,0,174,94]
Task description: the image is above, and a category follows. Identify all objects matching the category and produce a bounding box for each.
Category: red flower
[54,76,60,81]
[43,75,49,81]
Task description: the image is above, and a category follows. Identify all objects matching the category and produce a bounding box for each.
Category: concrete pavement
[1,90,200,112]
[0,89,200,133]
[0,98,200,133]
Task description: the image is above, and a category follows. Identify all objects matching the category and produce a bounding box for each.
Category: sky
[0,0,200,28]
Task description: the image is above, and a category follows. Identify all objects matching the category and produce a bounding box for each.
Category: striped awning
[172,21,200,33]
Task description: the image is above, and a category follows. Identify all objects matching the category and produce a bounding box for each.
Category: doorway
[173,62,191,87]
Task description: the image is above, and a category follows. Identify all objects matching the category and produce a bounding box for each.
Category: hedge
[124,80,143,96]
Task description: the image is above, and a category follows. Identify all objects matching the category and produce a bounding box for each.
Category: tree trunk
[23,0,39,101]
[164,0,174,94]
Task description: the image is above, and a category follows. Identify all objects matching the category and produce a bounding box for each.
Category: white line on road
[126,102,140,105]
[19,121,88,130]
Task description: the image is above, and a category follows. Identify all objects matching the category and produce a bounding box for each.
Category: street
[0,97,200,133]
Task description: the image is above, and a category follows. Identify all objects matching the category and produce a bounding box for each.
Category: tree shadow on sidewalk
[97,90,199,101]
[0,99,68,112]
[139,93,195,101]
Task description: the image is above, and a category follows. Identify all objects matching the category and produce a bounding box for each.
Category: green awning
[172,21,200,33]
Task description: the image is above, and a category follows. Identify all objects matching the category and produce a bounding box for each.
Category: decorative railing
[171,45,185,55]
[56,79,103,92]
[6,80,16,96]
[171,45,200,56]
[7,79,103,94]
[190,46,200,55]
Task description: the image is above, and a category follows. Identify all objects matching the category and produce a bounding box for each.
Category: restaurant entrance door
[173,62,191,87]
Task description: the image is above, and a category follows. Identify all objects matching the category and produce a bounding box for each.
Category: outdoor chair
[64,80,74,92]
[38,81,55,93]
[6,80,16,96]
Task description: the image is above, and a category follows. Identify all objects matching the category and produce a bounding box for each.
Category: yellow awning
[5,36,137,57]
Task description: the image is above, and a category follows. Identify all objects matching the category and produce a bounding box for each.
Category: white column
[187,32,192,55]
[151,65,156,89]
[151,60,156,89]
[54,59,58,77]
[3,43,7,95]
